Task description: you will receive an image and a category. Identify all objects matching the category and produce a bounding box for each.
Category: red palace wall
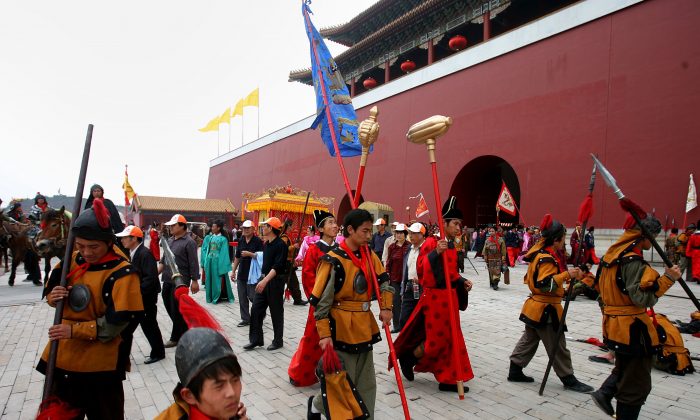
[207,0,700,229]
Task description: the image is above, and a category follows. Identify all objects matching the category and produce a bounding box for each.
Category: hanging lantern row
[400,59,416,73]
[449,35,468,51]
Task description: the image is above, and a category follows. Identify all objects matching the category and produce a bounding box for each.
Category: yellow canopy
[244,189,333,214]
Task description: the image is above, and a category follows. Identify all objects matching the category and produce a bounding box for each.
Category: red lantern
[400,60,416,73]
[363,77,377,89]
[448,35,468,51]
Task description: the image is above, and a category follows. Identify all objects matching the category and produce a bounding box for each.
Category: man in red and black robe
[390,196,474,392]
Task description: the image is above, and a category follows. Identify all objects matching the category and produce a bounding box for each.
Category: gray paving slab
[0,252,698,419]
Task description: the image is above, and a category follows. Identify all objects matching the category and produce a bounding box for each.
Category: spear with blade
[591,154,700,311]
[539,161,597,395]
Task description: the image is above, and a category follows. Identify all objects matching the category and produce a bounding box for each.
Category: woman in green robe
[201,220,234,304]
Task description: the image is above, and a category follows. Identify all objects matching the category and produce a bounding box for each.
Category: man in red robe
[390,196,474,392]
[686,227,700,283]
[288,210,338,387]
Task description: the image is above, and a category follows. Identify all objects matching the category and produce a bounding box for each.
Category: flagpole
[257,89,260,140]
[228,115,232,152]
[217,126,220,156]
[303,5,410,418]
[241,111,245,147]
[124,164,129,225]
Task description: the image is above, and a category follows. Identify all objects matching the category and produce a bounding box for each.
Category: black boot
[507,361,534,382]
[615,402,642,420]
[590,390,615,416]
[560,374,594,393]
[398,353,417,381]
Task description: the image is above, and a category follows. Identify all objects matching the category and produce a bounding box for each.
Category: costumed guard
[651,312,695,375]
[200,219,233,304]
[38,199,144,418]
[507,214,593,393]
[569,222,583,264]
[280,220,307,305]
[391,197,474,392]
[590,213,682,419]
[149,222,161,261]
[307,209,393,419]
[289,210,338,387]
[483,226,507,290]
[685,227,700,283]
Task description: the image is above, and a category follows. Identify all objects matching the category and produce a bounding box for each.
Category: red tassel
[37,396,81,420]
[322,345,343,373]
[91,198,111,229]
[584,337,604,347]
[539,214,553,231]
[174,287,223,333]
[577,194,594,226]
[284,288,292,302]
[619,197,646,218]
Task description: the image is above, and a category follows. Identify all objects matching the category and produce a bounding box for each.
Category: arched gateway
[449,155,521,228]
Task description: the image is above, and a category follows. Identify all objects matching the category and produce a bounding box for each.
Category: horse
[0,212,11,272]
[1,214,42,286]
[34,206,70,262]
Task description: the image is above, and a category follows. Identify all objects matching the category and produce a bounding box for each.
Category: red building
[207,0,699,229]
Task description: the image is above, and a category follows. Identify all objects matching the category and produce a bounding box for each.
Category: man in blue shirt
[371,218,391,257]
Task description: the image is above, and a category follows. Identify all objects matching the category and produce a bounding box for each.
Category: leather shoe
[243,342,263,351]
[267,343,283,351]
[144,356,165,365]
[237,321,250,327]
[164,340,178,348]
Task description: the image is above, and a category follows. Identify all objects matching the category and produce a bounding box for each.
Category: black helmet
[175,328,237,387]
[72,198,113,241]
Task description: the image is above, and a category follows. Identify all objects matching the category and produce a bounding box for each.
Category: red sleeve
[417,237,437,287]
[301,245,321,298]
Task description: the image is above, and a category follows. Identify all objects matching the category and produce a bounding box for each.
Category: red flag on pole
[496,182,517,216]
[415,194,429,218]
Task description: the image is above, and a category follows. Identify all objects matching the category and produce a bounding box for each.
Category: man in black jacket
[117,225,166,364]
[85,184,125,235]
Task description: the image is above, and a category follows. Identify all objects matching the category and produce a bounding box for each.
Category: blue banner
[303,2,369,157]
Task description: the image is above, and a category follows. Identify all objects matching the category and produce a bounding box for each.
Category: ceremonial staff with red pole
[353,106,379,207]
[591,155,700,311]
[539,162,597,395]
[406,115,468,399]
[302,3,411,418]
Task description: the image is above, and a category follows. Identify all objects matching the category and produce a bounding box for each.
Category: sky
[0,0,377,204]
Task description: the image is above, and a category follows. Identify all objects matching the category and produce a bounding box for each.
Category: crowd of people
[2,182,699,420]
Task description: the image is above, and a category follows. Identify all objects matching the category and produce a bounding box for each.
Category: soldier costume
[590,214,681,419]
[507,214,593,393]
[288,210,337,387]
[483,228,506,290]
[308,214,394,418]
[280,220,307,305]
[391,197,473,392]
[37,199,144,419]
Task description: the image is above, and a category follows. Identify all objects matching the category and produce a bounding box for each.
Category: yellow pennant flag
[122,167,136,205]
[243,88,259,107]
[219,107,231,124]
[232,99,245,117]
[198,115,221,132]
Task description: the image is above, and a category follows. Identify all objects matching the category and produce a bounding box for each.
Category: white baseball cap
[394,223,407,232]
[241,220,254,228]
[391,221,399,226]
[164,214,187,226]
[373,218,386,226]
[115,225,144,238]
[407,222,426,235]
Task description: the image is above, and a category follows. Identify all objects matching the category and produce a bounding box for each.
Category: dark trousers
[286,263,303,302]
[390,281,402,327]
[51,374,125,420]
[600,353,652,407]
[125,293,165,358]
[399,291,419,330]
[162,282,188,342]
[249,277,285,345]
[237,275,252,322]
[23,250,41,280]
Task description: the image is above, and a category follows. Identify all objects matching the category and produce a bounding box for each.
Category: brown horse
[34,206,70,260]
[0,212,11,272]
[1,215,42,286]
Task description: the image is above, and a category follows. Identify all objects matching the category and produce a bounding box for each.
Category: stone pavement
[1,254,699,419]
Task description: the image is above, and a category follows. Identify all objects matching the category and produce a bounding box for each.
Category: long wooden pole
[303,6,410,418]
[42,124,94,401]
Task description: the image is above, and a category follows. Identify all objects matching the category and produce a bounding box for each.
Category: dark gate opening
[337,191,365,224]
[449,155,520,228]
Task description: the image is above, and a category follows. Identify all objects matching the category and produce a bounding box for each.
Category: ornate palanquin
[242,184,334,238]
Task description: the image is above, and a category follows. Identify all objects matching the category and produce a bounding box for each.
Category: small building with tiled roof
[129,195,237,228]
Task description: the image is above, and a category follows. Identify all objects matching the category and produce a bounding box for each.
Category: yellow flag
[198,115,220,132]
[243,88,259,107]
[123,176,135,201]
[232,99,244,117]
[219,107,231,124]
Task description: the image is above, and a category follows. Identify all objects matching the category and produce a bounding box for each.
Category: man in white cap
[159,214,200,347]
[117,225,165,364]
[371,218,391,258]
[398,222,430,329]
[231,220,264,327]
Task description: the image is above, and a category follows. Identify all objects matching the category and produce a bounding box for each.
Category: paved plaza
[0,254,698,419]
